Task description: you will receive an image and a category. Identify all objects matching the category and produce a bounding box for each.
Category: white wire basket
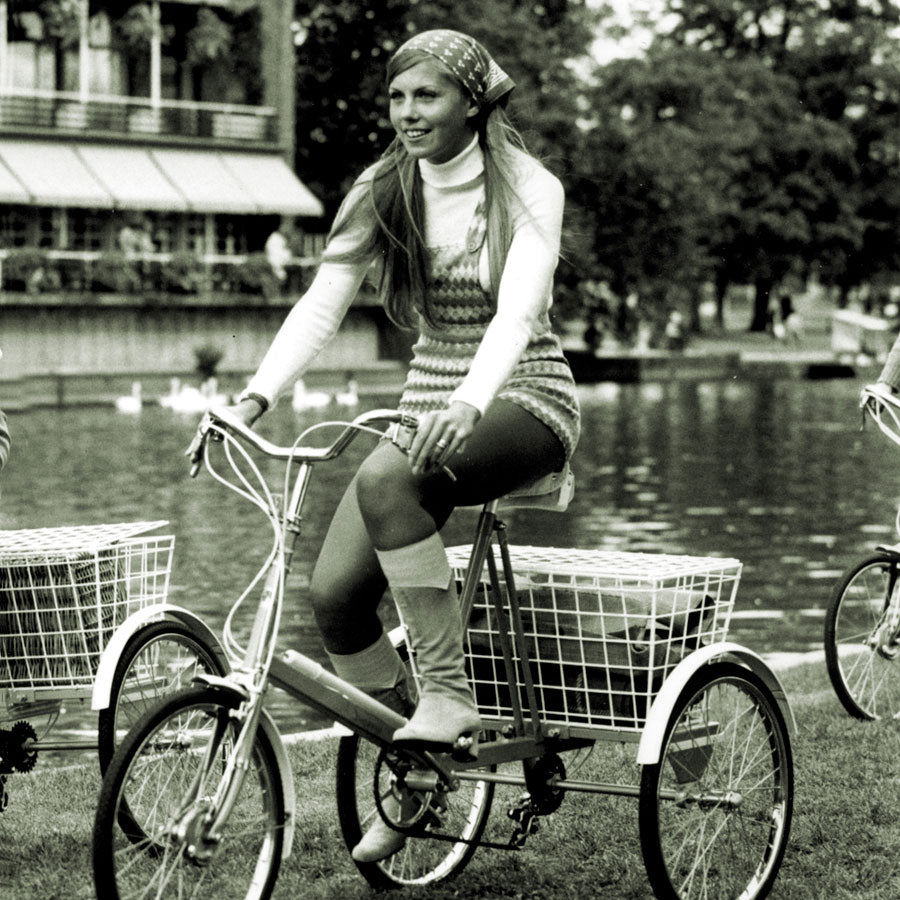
[0,522,174,690]
[448,545,741,736]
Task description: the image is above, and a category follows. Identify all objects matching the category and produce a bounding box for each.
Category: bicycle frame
[94,405,795,900]
[188,405,609,841]
[187,401,795,860]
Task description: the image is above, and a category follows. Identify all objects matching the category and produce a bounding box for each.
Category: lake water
[2,377,897,738]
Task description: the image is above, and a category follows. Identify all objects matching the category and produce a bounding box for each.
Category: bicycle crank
[0,722,38,775]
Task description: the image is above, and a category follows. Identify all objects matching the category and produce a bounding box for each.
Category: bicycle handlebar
[188,405,411,477]
[860,382,900,449]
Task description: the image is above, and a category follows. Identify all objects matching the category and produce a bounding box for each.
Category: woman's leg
[354,401,565,750]
[357,400,565,551]
[309,473,415,710]
[308,470,387,655]
[308,475,418,863]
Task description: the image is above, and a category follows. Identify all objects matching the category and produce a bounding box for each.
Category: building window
[184,214,206,254]
[0,206,30,248]
[36,208,63,249]
[69,210,105,251]
[151,213,178,254]
[214,216,249,255]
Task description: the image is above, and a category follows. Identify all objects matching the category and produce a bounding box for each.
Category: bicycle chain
[372,746,538,851]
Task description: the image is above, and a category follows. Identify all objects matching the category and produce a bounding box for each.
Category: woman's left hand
[408,401,480,475]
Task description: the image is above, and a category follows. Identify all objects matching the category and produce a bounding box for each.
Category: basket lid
[446,544,741,582]
[0,521,170,563]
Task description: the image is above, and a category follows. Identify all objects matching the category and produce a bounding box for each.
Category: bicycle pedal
[451,734,479,763]
[392,731,479,761]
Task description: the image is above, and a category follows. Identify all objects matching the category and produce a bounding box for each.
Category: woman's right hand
[187,396,264,475]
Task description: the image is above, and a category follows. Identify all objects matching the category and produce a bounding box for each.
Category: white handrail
[0,85,275,116]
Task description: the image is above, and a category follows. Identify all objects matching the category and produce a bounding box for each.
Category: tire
[639,662,793,900]
[93,686,285,900]
[335,733,495,888]
[97,621,227,773]
[824,553,900,720]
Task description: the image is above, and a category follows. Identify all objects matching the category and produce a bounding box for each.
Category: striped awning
[0,140,324,217]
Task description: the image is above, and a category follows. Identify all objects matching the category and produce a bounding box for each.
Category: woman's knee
[355,448,414,526]
[355,444,453,548]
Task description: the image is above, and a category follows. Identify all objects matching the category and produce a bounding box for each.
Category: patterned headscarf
[390,29,515,108]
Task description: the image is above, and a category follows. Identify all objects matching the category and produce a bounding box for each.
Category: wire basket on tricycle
[0,520,227,809]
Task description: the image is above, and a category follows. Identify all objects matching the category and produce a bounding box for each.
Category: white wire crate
[0,522,174,690]
[448,545,741,735]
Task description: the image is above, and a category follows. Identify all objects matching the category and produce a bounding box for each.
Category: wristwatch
[238,391,270,414]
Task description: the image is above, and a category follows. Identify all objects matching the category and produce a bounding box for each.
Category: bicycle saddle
[497,465,575,513]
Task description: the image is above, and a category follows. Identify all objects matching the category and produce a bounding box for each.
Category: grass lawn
[3,659,900,899]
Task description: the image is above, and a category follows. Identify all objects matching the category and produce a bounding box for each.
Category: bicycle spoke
[94,688,284,900]
[641,666,792,900]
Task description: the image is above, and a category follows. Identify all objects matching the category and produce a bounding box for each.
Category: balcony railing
[0,88,278,146]
[0,248,319,303]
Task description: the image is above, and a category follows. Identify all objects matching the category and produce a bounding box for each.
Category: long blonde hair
[326,49,533,329]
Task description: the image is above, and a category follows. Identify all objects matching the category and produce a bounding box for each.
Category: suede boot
[377,535,482,752]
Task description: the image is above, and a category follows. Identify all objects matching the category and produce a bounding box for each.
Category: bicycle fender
[258,709,296,860]
[635,641,796,766]
[91,604,228,711]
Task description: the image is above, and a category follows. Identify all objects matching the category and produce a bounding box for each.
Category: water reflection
[2,378,897,738]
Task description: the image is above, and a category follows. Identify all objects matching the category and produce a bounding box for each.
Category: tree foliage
[656,0,900,326]
[289,0,900,336]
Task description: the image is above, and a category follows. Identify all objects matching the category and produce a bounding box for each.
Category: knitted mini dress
[399,199,580,461]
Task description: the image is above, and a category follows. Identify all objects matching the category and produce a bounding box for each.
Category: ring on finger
[435,438,449,450]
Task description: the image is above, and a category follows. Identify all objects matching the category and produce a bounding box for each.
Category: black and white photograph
[2,1,900,897]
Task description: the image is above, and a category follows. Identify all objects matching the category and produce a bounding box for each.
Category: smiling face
[388,59,477,164]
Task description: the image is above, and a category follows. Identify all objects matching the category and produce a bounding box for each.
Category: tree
[570,49,725,329]
[656,0,900,326]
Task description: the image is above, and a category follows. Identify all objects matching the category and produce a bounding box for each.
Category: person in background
[0,407,8,474]
[778,292,802,344]
[221,28,580,863]
[0,349,8,474]
[265,218,293,286]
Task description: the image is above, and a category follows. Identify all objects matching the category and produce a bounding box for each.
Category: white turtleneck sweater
[245,136,564,415]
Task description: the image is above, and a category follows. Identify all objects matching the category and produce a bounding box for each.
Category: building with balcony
[0,1,402,405]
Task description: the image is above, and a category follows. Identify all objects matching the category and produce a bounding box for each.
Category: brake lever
[186,412,212,478]
[387,413,456,481]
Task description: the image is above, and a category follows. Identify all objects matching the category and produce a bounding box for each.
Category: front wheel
[824,553,900,720]
[639,662,793,900]
[335,733,495,888]
[97,620,227,773]
[93,686,285,900]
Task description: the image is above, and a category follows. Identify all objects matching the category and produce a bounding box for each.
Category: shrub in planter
[194,343,224,381]
[3,248,49,293]
[91,251,141,294]
[235,252,278,299]
[56,255,88,292]
[162,251,203,295]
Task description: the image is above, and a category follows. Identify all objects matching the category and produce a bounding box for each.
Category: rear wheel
[639,662,793,900]
[824,553,900,719]
[335,733,495,888]
[93,686,285,900]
